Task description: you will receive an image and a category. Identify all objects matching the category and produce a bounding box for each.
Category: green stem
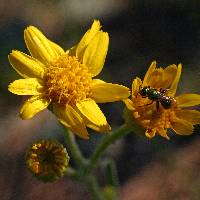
[64,167,77,178]
[104,159,119,200]
[87,124,130,174]
[104,159,119,188]
[63,127,87,167]
[85,176,105,200]
[62,124,130,200]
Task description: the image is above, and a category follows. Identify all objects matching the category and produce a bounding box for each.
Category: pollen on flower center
[45,54,92,105]
[134,102,177,134]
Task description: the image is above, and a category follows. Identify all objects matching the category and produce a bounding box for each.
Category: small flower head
[8,20,130,139]
[26,139,69,182]
[124,61,200,139]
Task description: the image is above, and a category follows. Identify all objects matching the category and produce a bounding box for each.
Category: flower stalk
[63,126,109,200]
[62,124,131,200]
[63,127,87,167]
[86,124,130,174]
[85,176,106,200]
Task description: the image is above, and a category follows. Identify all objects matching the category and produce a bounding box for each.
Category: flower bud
[26,139,70,182]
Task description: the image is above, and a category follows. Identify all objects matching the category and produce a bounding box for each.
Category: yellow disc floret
[46,54,92,105]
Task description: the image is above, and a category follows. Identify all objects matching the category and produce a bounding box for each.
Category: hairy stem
[63,128,87,167]
[85,176,105,200]
[87,124,130,174]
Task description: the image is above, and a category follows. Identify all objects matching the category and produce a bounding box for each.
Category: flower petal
[91,81,130,103]
[171,118,193,135]
[169,63,182,96]
[158,128,170,140]
[81,113,111,133]
[24,26,59,64]
[176,110,200,125]
[76,99,110,130]
[148,64,178,89]
[86,123,110,132]
[49,40,65,55]
[123,99,135,111]
[8,50,45,79]
[142,61,157,86]
[53,104,89,139]
[132,77,142,97]
[143,63,178,90]
[146,68,163,88]
[91,79,105,86]
[161,64,177,88]
[8,78,44,95]
[66,45,77,57]
[83,31,109,77]
[76,20,101,60]
[73,104,110,133]
[176,94,200,107]
[20,95,50,119]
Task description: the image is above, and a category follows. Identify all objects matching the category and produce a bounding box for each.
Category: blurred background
[1,0,200,199]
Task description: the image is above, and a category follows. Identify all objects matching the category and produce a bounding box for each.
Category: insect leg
[139,100,154,107]
[160,88,168,94]
[156,100,160,111]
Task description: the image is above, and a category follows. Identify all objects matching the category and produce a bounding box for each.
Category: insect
[138,86,176,110]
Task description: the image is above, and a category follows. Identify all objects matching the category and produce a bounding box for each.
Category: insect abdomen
[159,96,173,109]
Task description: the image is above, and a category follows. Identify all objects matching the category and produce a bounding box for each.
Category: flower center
[132,96,178,135]
[45,54,92,105]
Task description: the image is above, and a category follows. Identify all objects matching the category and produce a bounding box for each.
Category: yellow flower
[26,139,70,182]
[124,61,200,139]
[8,20,130,139]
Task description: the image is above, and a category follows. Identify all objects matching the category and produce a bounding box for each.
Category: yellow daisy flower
[124,61,200,139]
[8,20,130,139]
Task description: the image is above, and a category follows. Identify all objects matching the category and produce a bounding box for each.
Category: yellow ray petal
[148,64,178,89]
[20,95,50,119]
[171,118,193,135]
[66,45,77,57]
[176,110,200,125]
[169,63,182,96]
[24,26,59,64]
[49,40,65,55]
[73,105,110,133]
[142,61,157,86]
[123,99,135,111]
[75,108,111,133]
[91,79,105,86]
[85,121,111,133]
[53,104,89,139]
[176,94,200,107]
[158,128,170,140]
[132,77,142,97]
[76,99,109,129]
[146,68,163,88]
[8,78,44,95]
[91,81,130,103]
[161,64,177,88]
[83,31,109,77]
[8,50,45,79]
[76,20,101,60]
